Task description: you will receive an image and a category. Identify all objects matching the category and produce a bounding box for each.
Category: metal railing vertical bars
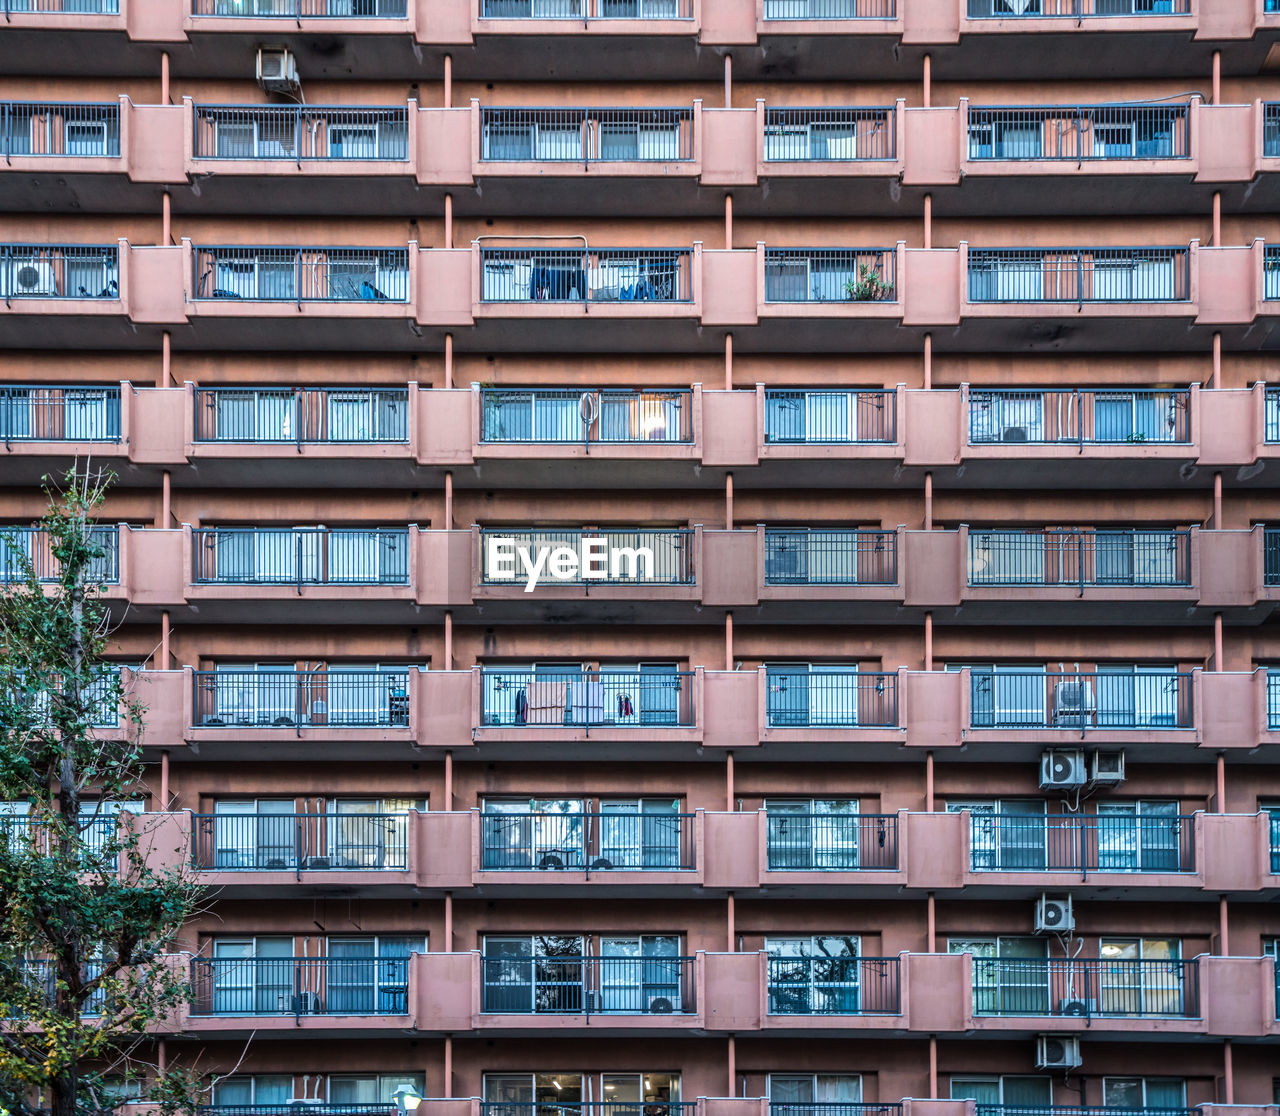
[480,247,692,303]
[968,388,1191,444]
[967,103,1190,160]
[0,245,119,299]
[193,246,410,301]
[480,107,694,161]
[481,387,694,444]
[966,528,1191,587]
[192,104,410,160]
[763,108,896,160]
[192,387,410,443]
[967,247,1190,302]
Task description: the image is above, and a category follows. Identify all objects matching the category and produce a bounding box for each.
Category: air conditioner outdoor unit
[0,260,58,297]
[1091,750,1126,785]
[256,47,301,95]
[1034,893,1074,933]
[1057,997,1097,1017]
[1035,1034,1082,1069]
[1052,680,1093,725]
[647,994,675,1014]
[293,991,320,1014]
[287,1101,324,1109]
[1040,749,1087,789]
[1002,425,1028,442]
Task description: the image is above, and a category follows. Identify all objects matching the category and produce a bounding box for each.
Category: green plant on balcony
[844,265,894,302]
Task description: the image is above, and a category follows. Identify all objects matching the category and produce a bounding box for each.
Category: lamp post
[393,1087,424,1115]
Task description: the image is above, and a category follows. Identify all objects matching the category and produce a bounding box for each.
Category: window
[484,1073,585,1112]
[326,798,422,869]
[324,936,421,1014]
[766,664,860,726]
[949,936,1048,1014]
[950,1078,1052,1106]
[968,391,1045,444]
[1098,938,1184,1016]
[211,1075,294,1105]
[209,938,294,1014]
[209,799,295,869]
[481,797,586,869]
[65,120,111,156]
[766,799,861,870]
[1102,1079,1186,1109]
[598,798,683,869]
[482,935,587,1013]
[955,663,1046,727]
[1095,665,1179,727]
[329,1074,426,1105]
[483,662,583,726]
[1096,801,1182,871]
[766,935,861,1014]
[948,800,1046,870]
[598,935,683,1013]
[768,1075,862,1110]
[763,390,863,441]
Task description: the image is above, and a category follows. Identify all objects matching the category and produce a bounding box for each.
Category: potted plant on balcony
[844,265,894,302]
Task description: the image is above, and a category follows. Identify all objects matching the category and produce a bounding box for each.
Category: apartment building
[4,2,1280,1116]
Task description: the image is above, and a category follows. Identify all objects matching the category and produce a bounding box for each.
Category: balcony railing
[480,247,692,303]
[0,244,119,300]
[0,384,121,442]
[1265,244,1280,301]
[192,0,408,15]
[966,0,1189,16]
[6,959,107,1017]
[762,0,895,18]
[199,1108,395,1116]
[1266,387,1280,443]
[1,814,122,870]
[192,104,410,160]
[191,813,411,871]
[192,669,411,728]
[1267,670,1280,729]
[1265,103,1280,158]
[193,246,410,302]
[1270,812,1280,873]
[766,813,899,870]
[763,108,896,161]
[479,528,695,585]
[765,670,898,728]
[0,101,119,158]
[191,527,410,586]
[478,0,693,18]
[482,1105,696,1116]
[773,1106,901,1116]
[968,103,1189,161]
[969,388,1191,444]
[764,528,897,585]
[966,813,1196,873]
[968,247,1190,303]
[481,669,694,727]
[481,387,694,444]
[764,388,897,444]
[3,0,119,10]
[0,525,119,583]
[767,955,900,1015]
[969,670,1194,729]
[967,529,1191,587]
[189,957,411,1017]
[764,248,896,302]
[976,1106,1197,1116]
[968,958,1198,1018]
[481,954,695,1014]
[193,387,409,443]
[480,810,696,870]
[480,108,694,162]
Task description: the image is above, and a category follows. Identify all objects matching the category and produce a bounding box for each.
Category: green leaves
[0,469,201,1116]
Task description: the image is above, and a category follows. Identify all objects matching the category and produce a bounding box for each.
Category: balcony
[967,529,1192,589]
[479,669,695,728]
[479,245,692,303]
[764,669,898,728]
[0,524,119,583]
[760,106,899,184]
[0,243,120,302]
[767,955,901,1015]
[967,246,1190,304]
[965,812,1196,875]
[479,810,696,871]
[965,0,1189,17]
[966,102,1190,162]
[192,0,408,14]
[765,812,899,870]
[761,0,895,18]
[477,0,693,20]
[759,389,899,474]
[968,957,1198,1020]
[478,527,695,596]
[188,956,411,1018]
[479,105,694,162]
[192,668,411,729]
[968,387,1191,446]
[1265,244,1280,301]
[763,528,897,586]
[191,527,411,586]
[968,670,1195,731]
[480,954,696,1015]
[763,248,896,305]
[1,99,119,158]
[0,382,122,444]
[191,812,411,872]
[1266,102,1280,157]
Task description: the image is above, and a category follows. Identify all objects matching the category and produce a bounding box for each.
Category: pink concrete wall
[1197,244,1260,324]
[702,530,758,606]
[1198,528,1261,607]
[902,250,961,327]
[1198,671,1262,750]
[417,671,475,746]
[902,389,962,465]
[420,108,474,186]
[125,527,185,606]
[1201,956,1275,1036]
[701,670,759,749]
[702,390,758,466]
[127,245,187,324]
[700,109,757,186]
[702,811,759,888]
[420,388,474,465]
[416,531,472,606]
[702,952,761,1030]
[902,670,963,750]
[903,107,961,186]
[903,953,968,1032]
[905,811,966,889]
[1196,102,1256,181]
[127,101,185,183]
[902,530,963,607]
[420,249,475,325]
[1199,387,1258,466]
[701,251,757,326]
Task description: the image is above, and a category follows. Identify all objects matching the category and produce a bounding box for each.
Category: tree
[0,468,201,1116]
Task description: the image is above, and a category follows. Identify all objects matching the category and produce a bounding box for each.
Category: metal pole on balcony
[296,530,303,596]
[296,814,303,882]
[1078,531,1084,598]
[295,388,303,454]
